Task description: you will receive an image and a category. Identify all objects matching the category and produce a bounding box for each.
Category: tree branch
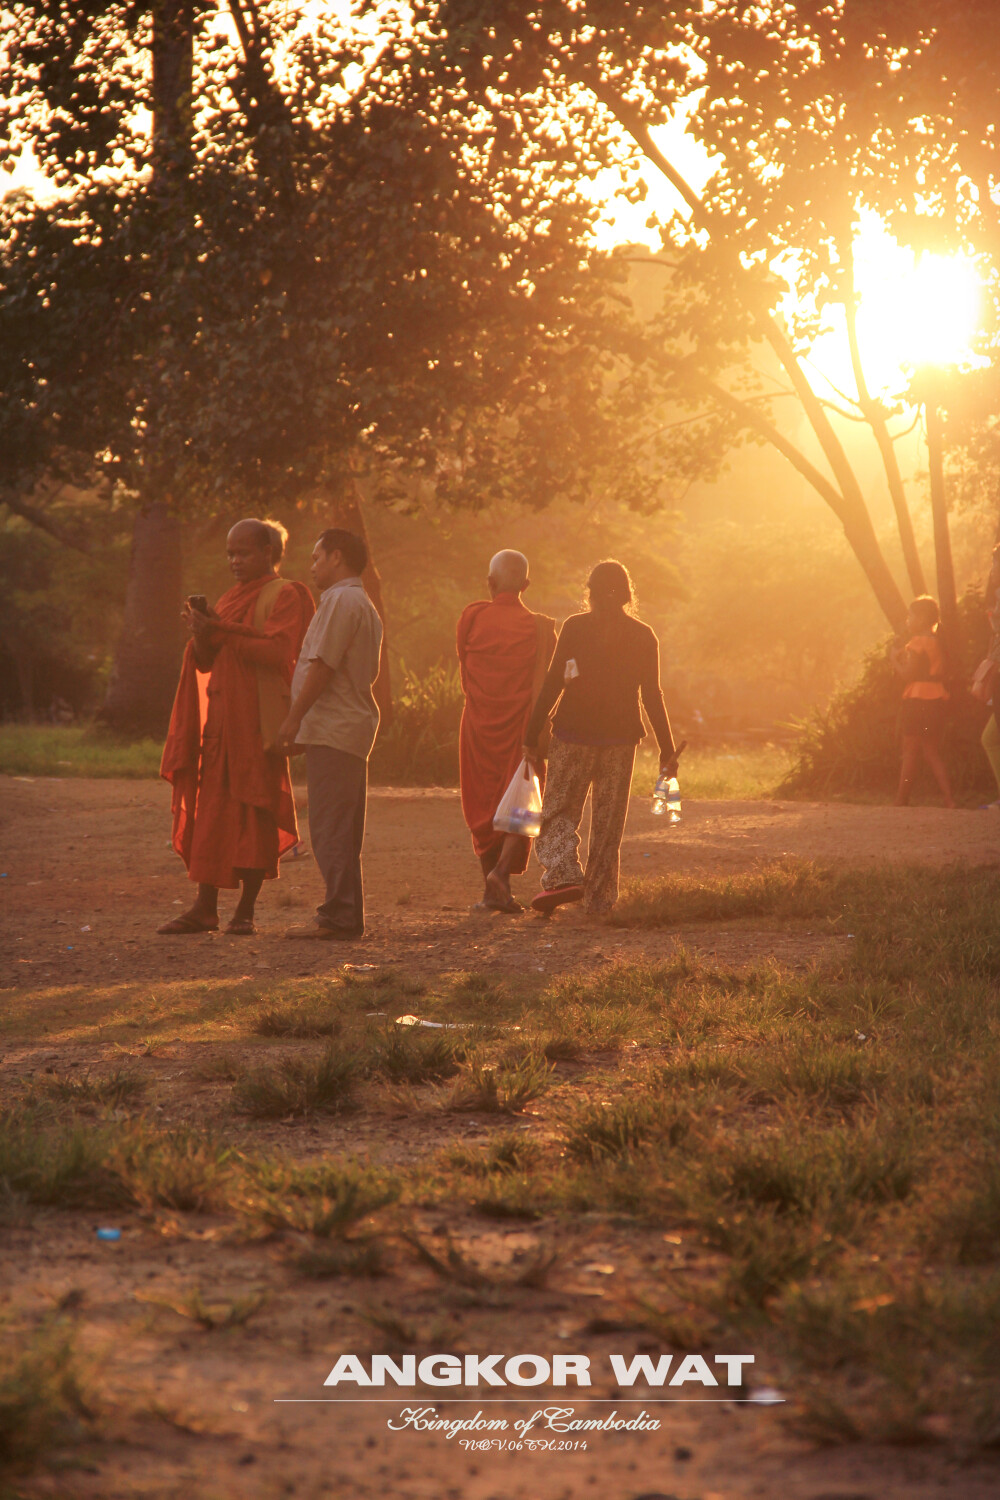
[0,486,92,555]
[691,377,907,629]
[565,68,906,626]
[841,235,926,594]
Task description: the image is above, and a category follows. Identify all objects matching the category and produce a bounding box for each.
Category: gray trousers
[304,746,368,934]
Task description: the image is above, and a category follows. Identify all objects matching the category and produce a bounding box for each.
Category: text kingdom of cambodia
[324,1353,753,1388]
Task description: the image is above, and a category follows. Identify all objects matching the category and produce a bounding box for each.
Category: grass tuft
[446,1051,552,1114]
[112,1126,236,1214]
[231,1047,357,1118]
[365,1025,462,1084]
[240,1160,399,1239]
[0,1108,127,1210]
[926,1161,1000,1266]
[562,1097,690,1163]
[42,1067,148,1110]
[0,1319,96,1475]
[140,1286,266,1331]
[250,1003,340,1039]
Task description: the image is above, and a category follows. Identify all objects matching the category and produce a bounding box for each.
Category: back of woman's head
[586,559,634,614]
[909,594,940,632]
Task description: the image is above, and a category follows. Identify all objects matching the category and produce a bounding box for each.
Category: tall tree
[421,1,1000,633]
[101,0,192,732]
[0,1,664,729]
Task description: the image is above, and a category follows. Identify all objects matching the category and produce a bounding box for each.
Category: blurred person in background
[523,559,678,916]
[891,594,955,809]
[457,550,556,913]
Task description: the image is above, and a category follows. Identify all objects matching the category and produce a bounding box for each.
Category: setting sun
[853,215,984,388]
[808,212,985,401]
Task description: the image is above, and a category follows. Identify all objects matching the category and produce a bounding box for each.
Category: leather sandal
[156,914,219,935]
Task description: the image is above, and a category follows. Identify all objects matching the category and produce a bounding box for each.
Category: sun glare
[809,212,985,401]
[853,215,983,387]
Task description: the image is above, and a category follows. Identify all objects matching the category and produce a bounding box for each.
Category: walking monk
[457,550,556,913]
[158,519,315,935]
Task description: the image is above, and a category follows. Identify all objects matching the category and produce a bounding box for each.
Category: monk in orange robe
[158,519,314,935]
[457,550,556,912]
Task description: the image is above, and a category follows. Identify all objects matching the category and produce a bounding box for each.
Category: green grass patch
[633,742,793,801]
[613,858,870,928]
[364,1024,463,1084]
[231,1046,357,1119]
[561,1096,691,1163]
[239,1159,399,1238]
[0,723,163,778]
[446,1050,553,1114]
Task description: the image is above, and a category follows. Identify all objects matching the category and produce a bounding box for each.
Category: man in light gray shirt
[276,528,383,939]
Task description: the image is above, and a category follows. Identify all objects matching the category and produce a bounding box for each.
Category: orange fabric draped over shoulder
[160,576,315,889]
[457,593,555,865]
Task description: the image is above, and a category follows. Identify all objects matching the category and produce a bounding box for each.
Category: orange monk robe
[161,576,315,890]
[457,592,556,872]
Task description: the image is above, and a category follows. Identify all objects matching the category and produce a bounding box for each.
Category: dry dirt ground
[1,775,1000,1500]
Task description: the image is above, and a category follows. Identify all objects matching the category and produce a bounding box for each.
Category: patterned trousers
[535,738,636,913]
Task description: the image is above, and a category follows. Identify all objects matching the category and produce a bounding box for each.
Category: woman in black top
[523,560,678,914]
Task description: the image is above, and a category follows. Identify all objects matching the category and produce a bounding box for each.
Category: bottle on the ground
[652,772,681,823]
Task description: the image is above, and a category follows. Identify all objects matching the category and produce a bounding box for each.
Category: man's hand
[275,713,302,755]
[522,742,544,775]
[181,601,217,639]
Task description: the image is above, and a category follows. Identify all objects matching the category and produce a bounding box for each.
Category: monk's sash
[253,576,293,753]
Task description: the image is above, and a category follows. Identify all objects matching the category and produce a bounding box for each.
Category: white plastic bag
[493,758,543,838]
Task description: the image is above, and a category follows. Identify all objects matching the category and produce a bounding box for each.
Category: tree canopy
[0,1,677,522]
[416,2,1000,628]
[2,0,999,727]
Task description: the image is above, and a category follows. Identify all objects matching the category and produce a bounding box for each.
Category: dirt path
[2,776,997,991]
[2,777,999,1500]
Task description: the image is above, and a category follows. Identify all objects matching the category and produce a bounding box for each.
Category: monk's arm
[189,613,222,672]
[214,589,310,668]
[275,658,334,751]
[226,632,292,669]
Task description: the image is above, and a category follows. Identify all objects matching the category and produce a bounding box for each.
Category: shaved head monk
[457,550,556,912]
[158,519,315,935]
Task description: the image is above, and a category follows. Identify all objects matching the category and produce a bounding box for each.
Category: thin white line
[273,1398,782,1405]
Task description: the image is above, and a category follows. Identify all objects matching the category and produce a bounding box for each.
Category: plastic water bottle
[507,806,542,839]
[652,773,681,823]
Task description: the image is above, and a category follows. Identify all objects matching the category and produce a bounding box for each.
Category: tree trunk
[99,502,184,735]
[151,0,194,182]
[101,2,193,736]
[11,640,36,720]
[925,395,959,657]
